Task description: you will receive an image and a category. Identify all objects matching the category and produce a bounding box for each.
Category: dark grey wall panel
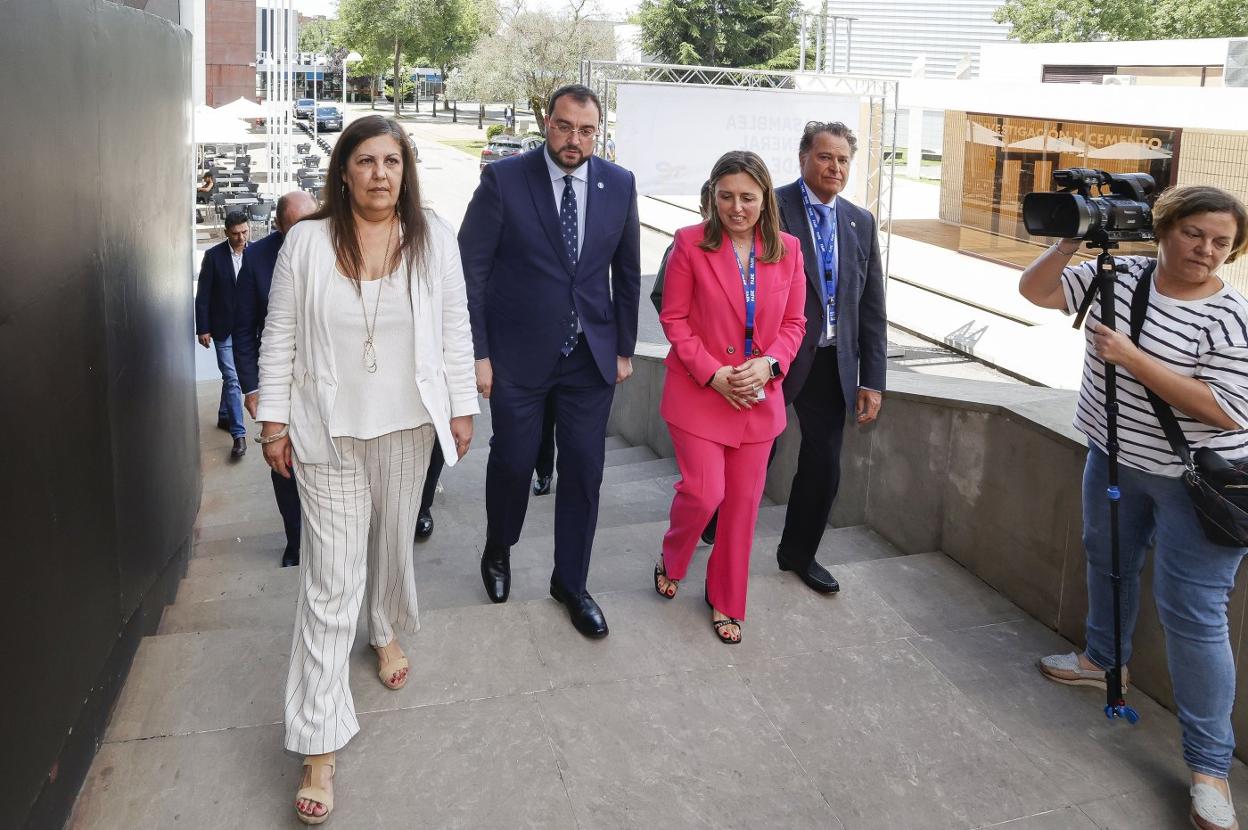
[0,2,198,827]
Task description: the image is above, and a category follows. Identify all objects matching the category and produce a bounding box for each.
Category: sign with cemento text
[615,82,863,199]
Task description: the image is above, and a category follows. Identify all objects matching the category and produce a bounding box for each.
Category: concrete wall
[610,354,1248,760]
[0,2,199,827]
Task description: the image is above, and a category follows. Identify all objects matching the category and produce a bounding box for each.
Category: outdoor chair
[247,201,274,233]
[297,143,311,155]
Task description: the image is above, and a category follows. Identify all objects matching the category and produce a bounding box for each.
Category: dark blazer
[775,181,886,408]
[195,239,244,340]
[459,149,642,386]
[233,230,284,394]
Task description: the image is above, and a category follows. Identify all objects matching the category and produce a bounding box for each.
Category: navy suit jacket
[775,181,887,408]
[195,239,244,341]
[233,230,284,394]
[458,149,641,386]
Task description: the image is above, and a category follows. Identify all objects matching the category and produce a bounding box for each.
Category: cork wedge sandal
[295,753,335,825]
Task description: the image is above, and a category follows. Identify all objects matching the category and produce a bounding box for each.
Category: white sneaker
[1037,652,1130,690]
[1191,782,1239,830]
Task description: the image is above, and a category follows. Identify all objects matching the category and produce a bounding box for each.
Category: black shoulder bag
[1128,267,1248,547]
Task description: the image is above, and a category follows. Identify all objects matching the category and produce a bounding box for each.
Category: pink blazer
[659,223,807,447]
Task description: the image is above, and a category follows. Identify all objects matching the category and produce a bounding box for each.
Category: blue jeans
[214,336,246,439]
[1082,446,1247,777]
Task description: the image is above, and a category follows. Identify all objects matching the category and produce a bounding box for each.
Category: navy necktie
[559,174,579,356]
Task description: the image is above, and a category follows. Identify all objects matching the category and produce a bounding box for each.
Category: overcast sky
[292,0,639,20]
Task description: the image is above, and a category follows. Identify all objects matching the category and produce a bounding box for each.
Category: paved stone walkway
[68,383,1248,829]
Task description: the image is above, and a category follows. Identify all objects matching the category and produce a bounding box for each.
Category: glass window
[957,113,1177,267]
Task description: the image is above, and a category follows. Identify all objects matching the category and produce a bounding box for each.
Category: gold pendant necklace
[359,216,396,374]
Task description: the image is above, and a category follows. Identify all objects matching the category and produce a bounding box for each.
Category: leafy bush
[485,124,506,141]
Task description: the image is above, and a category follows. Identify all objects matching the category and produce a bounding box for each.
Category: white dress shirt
[231,246,245,280]
[544,150,587,257]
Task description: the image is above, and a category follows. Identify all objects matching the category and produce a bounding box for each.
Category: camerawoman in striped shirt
[1020,184,1248,830]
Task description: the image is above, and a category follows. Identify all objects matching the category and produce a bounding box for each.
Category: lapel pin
[850,220,856,228]
[597,182,604,189]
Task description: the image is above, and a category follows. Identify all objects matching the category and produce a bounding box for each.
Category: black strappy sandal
[704,587,742,644]
[653,561,678,599]
[712,617,742,644]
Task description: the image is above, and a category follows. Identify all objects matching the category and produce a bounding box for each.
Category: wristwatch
[766,356,781,378]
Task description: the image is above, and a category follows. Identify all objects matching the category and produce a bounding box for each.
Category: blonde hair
[699,151,786,264]
[1152,184,1248,264]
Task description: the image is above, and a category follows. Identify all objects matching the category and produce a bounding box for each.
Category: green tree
[299,17,341,53]
[338,0,422,117]
[411,0,481,110]
[637,0,802,68]
[446,4,615,133]
[993,0,1248,41]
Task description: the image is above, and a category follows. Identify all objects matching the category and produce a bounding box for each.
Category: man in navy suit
[234,191,317,567]
[459,84,641,638]
[196,211,251,459]
[774,121,887,594]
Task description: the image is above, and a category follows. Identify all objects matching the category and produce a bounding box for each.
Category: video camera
[1022,168,1156,244]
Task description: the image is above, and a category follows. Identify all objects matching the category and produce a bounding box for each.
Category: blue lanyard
[799,180,838,307]
[731,239,757,357]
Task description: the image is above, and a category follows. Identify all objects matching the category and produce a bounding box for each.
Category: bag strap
[1127,262,1194,469]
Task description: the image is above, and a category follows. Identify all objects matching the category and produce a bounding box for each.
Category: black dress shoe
[700,511,718,545]
[480,541,511,603]
[549,579,609,638]
[414,509,434,539]
[281,547,300,568]
[533,475,552,496]
[230,437,247,459]
[216,418,231,431]
[777,549,839,594]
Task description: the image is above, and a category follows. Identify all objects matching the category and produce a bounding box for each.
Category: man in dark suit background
[774,121,887,594]
[196,211,251,459]
[233,191,317,567]
[459,84,641,638]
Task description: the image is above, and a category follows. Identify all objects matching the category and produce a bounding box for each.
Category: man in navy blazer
[774,121,887,595]
[196,211,251,459]
[234,191,317,567]
[459,84,641,638]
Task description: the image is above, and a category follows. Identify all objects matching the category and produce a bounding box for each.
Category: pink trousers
[661,423,773,620]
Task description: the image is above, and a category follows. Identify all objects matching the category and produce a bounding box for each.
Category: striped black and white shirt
[1061,255,1248,477]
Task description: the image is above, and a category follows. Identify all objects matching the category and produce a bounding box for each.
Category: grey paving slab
[157,593,297,635]
[980,808,1099,829]
[72,696,576,830]
[538,667,838,829]
[910,618,1198,806]
[105,628,289,741]
[174,563,301,604]
[740,640,1065,830]
[521,588,727,688]
[843,551,1025,634]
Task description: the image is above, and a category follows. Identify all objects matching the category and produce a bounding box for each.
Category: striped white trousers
[283,426,433,755]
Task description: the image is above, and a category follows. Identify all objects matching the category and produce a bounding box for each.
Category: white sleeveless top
[327,269,431,439]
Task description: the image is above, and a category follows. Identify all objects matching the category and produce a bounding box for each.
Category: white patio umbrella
[1088,141,1171,160]
[1007,134,1088,154]
[216,97,266,120]
[194,105,254,145]
[965,120,1003,147]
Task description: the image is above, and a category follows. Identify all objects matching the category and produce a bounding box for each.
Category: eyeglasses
[550,121,598,140]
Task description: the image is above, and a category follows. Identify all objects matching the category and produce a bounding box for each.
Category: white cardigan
[256,213,480,466]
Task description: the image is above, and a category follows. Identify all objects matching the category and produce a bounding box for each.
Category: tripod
[1072,239,1141,725]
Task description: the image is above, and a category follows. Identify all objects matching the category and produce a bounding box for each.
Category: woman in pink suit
[654,151,806,643]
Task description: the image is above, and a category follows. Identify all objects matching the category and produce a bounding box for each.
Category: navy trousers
[272,469,302,555]
[485,336,614,593]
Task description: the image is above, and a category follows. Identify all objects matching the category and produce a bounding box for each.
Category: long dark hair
[698,151,786,264]
[309,115,429,289]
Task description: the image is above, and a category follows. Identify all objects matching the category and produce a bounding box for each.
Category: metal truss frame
[581,60,899,277]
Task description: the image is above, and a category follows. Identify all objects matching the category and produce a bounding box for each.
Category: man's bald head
[275,190,318,233]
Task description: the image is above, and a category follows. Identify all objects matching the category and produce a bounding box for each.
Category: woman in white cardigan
[255,115,478,824]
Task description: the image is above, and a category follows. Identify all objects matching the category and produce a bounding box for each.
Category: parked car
[294,98,315,120]
[479,134,525,170]
[315,106,342,132]
[520,135,544,152]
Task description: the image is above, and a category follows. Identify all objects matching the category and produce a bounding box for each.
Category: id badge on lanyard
[733,241,764,401]
[800,180,838,343]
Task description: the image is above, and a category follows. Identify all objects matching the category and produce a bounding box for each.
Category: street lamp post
[342,51,363,109]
